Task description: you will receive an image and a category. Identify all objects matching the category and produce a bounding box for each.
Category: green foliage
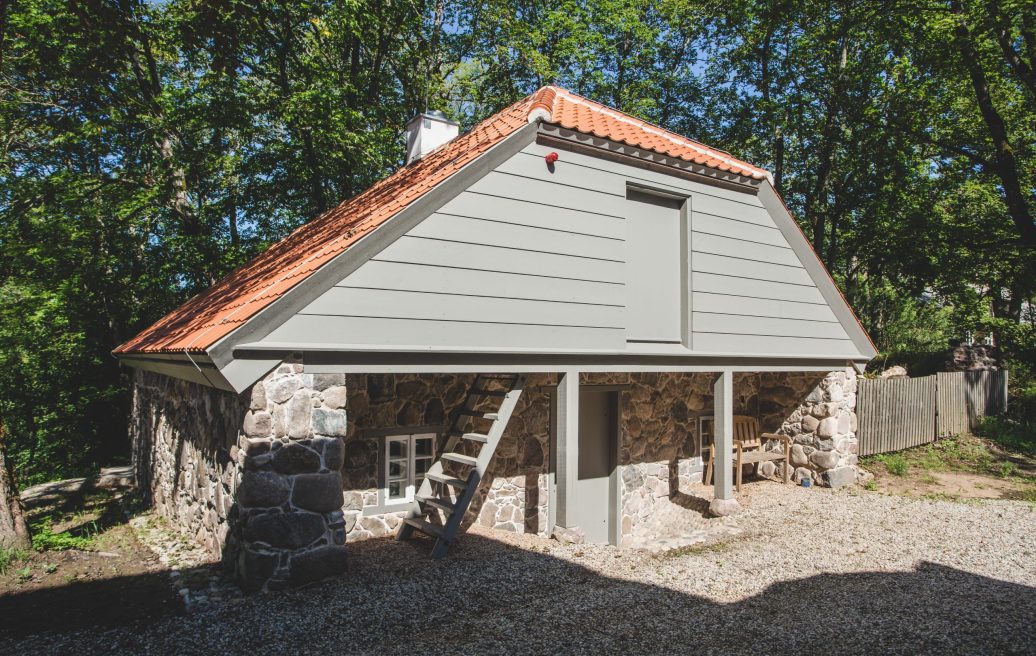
[976,416,1036,456]
[0,546,29,574]
[874,453,909,476]
[29,519,98,552]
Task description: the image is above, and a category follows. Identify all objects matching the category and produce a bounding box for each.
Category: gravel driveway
[10,484,1036,655]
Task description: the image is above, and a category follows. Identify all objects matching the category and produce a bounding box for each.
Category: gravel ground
[9,484,1036,655]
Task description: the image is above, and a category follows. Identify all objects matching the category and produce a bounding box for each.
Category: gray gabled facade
[119,89,875,592]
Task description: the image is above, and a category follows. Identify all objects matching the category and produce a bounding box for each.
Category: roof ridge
[547,88,770,179]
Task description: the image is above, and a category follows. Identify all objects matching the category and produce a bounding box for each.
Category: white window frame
[382,433,436,505]
[697,416,714,465]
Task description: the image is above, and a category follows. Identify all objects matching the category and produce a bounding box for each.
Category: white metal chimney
[405,111,459,164]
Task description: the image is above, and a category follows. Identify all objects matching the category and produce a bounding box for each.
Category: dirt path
[0,471,180,639]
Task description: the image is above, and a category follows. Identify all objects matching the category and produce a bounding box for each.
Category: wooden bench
[704,415,791,492]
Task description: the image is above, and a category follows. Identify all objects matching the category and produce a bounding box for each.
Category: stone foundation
[342,373,553,541]
[234,362,348,592]
[132,362,859,590]
[131,369,242,558]
[772,368,861,487]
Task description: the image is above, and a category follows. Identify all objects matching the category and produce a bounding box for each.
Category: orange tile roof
[115,87,768,355]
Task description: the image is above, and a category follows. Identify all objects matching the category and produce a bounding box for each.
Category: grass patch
[872,453,908,476]
[0,546,29,574]
[976,416,1036,456]
[30,519,99,552]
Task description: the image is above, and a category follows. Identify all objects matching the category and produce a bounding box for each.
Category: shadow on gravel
[5,532,1036,655]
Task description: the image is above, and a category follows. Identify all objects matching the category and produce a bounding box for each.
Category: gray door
[575,389,618,544]
[625,189,683,343]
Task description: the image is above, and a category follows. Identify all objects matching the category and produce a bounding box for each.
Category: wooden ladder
[396,374,526,558]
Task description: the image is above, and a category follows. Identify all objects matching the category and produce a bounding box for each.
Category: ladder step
[403,517,444,538]
[459,410,499,420]
[441,452,478,467]
[450,431,489,443]
[426,472,467,489]
[472,389,509,397]
[417,495,457,515]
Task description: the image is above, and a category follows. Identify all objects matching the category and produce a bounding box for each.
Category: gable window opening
[384,433,436,504]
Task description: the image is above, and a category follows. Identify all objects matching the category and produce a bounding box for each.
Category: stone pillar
[234,363,349,593]
[778,367,861,488]
[710,370,741,516]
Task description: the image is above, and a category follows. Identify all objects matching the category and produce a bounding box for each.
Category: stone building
[116,87,875,592]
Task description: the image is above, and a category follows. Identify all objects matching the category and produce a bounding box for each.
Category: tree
[0,422,30,550]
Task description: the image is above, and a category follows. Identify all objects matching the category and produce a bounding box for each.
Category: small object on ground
[801,478,812,488]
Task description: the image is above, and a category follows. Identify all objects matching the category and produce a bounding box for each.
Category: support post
[554,370,579,530]
[709,370,742,516]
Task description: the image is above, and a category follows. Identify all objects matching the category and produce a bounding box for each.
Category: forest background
[1,0,1033,485]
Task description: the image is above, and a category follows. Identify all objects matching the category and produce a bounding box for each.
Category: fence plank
[856,372,992,456]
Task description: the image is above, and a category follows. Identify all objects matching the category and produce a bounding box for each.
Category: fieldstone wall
[575,370,857,542]
[772,368,861,489]
[234,361,348,592]
[133,362,860,581]
[131,361,349,593]
[342,373,554,541]
[131,369,242,558]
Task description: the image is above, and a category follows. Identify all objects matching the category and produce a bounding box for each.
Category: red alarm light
[545,151,559,165]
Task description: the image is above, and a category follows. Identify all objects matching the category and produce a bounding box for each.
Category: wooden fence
[857,370,1008,457]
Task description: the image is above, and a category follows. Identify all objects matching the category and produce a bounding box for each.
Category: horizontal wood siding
[256,140,863,357]
[269,144,629,351]
[264,315,624,349]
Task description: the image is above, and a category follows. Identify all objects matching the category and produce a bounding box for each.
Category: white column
[710,370,741,516]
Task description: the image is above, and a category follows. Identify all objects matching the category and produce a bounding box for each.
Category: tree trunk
[0,422,30,550]
[952,1,1036,245]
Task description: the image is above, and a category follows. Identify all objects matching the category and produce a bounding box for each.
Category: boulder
[244,512,326,549]
[315,437,345,470]
[708,497,742,517]
[824,466,856,489]
[242,438,271,456]
[552,525,585,544]
[266,376,302,404]
[273,443,321,475]
[810,450,839,471]
[243,411,273,438]
[818,417,838,438]
[291,472,344,513]
[790,444,809,467]
[880,365,908,379]
[837,412,851,435]
[312,374,345,391]
[312,408,348,437]
[238,471,290,508]
[801,415,820,433]
[289,545,348,585]
[249,384,267,411]
[237,548,281,594]
[285,390,312,439]
[321,385,348,410]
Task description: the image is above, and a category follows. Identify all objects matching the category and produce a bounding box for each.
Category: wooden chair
[704,415,791,492]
